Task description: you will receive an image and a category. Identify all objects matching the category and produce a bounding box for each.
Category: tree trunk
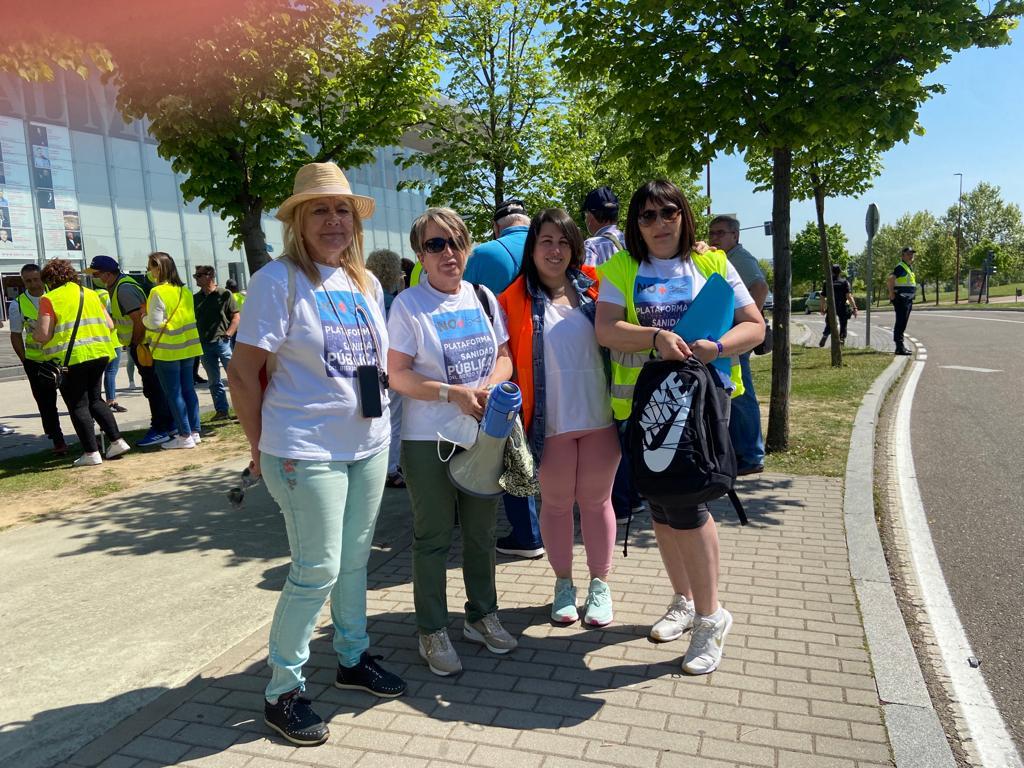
[766,146,792,453]
[240,200,271,275]
[812,179,841,367]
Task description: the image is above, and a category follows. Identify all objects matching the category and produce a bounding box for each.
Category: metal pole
[954,173,963,305]
[865,237,872,347]
[705,160,711,217]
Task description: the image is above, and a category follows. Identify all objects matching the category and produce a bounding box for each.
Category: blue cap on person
[85,255,120,274]
[275,162,376,223]
[583,186,619,217]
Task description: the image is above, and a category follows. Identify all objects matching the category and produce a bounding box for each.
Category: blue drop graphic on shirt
[432,309,495,385]
[634,275,693,329]
[317,290,378,378]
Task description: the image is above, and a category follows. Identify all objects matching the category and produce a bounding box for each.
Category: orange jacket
[498,266,600,439]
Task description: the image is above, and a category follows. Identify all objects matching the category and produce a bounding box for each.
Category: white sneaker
[682,607,733,675]
[73,451,103,467]
[191,432,202,445]
[649,593,695,642]
[106,438,131,459]
[161,435,196,450]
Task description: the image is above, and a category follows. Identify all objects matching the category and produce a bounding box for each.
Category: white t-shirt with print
[236,259,391,462]
[541,299,612,437]
[387,280,508,441]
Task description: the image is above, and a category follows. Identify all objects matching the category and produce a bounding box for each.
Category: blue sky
[709,28,1024,263]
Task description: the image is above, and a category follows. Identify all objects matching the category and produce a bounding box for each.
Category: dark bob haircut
[624,180,697,263]
[518,208,585,297]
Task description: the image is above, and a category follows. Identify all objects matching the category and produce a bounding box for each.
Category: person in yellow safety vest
[887,246,917,356]
[224,278,245,350]
[32,258,131,467]
[93,286,127,413]
[143,251,204,450]
[8,262,68,454]
[595,180,765,677]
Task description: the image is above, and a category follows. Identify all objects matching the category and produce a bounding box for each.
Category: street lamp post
[954,172,963,305]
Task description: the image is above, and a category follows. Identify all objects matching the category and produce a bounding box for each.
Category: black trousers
[130,343,175,434]
[58,357,122,453]
[893,295,913,348]
[821,308,850,340]
[23,360,66,443]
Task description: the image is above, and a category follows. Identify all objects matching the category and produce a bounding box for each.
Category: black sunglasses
[422,236,463,254]
[638,206,682,226]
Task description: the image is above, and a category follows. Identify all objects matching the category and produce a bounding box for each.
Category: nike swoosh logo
[641,373,693,473]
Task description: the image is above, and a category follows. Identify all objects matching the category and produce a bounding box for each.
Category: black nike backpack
[626,357,747,524]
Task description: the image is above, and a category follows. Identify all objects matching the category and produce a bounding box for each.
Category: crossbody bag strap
[62,286,86,368]
[152,287,184,350]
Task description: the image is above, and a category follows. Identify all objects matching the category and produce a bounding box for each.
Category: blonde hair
[281,197,370,293]
[409,207,472,256]
[366,249,403,293]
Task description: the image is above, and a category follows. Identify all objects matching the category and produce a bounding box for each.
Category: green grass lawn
[750,346,894,477]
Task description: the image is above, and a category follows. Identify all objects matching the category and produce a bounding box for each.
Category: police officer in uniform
[887,246,916,356]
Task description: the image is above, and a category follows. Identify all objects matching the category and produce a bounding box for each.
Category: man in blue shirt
[464,199,530,295]
[465,199,544,560]
[582,186,625,267]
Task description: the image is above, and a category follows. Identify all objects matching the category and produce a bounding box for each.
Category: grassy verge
[750,346,893,477]
[0,411,248,529]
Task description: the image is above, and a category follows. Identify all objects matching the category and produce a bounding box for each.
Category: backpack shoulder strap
[600,230,624,252]
[473,282,495,324]
[727,489,748,526]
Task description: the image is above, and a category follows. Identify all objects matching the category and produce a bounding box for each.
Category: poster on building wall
[29,122,83,261]
[0,115,40,260]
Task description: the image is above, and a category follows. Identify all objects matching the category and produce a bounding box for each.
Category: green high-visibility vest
[146,283,203,361]
[109,275,144,346]
[41,283,116,365]
[232,291,246,310]
[93,287,121,345]
[411,261,423,286]
[597,249,744,421]
[17,293,45,362]
[893,260,917,296]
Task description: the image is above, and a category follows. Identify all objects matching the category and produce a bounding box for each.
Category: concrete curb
[844,354,957,767]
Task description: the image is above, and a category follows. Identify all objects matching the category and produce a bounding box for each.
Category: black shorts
[648,500,711,530]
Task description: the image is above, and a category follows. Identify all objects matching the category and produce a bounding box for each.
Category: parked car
[805,290,823,313]
[763,291,774,312]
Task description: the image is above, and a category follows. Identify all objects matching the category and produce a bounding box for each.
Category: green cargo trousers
[401,441,500,634]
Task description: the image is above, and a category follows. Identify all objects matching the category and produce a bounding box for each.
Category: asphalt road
[903,310,1024,750]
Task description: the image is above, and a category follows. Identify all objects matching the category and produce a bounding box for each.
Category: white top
[387,280,508,441]
[598,254,754,328]
[8,292,41,334]
[541,299,612,437]
[235,259,391,462]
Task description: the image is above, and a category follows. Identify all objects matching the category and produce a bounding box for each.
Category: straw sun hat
[275,162,376,222]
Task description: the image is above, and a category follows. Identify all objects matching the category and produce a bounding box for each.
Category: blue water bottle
[480,382,522,439]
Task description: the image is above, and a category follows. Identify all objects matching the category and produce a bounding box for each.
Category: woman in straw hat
[228,162,404,747]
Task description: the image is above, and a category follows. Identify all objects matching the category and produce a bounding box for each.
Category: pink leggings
[538,425,620,578]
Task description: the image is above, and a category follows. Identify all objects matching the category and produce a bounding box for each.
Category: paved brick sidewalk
[63,473,894,768]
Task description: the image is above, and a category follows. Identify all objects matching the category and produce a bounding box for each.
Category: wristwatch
[438,383,451,402]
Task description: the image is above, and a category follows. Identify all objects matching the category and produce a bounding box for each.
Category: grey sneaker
[418,629,462,676]
[649,593,695,642]
[682,607,733,675]
[463,613,517,654]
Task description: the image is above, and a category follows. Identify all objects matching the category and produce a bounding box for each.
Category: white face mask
[436,414,480,462]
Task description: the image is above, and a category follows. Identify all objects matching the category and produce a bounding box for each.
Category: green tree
[109,0,442,274]
[918,221,955,304]
[943,182,1024,284]
[399,0,555,240]
[557,0,1022,450]
[792,222,848,288]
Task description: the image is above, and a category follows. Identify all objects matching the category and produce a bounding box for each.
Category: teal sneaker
[551,578,578,624]
[583,578,613,627]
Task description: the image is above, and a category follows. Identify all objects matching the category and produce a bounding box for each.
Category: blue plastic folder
[672,272,735,377]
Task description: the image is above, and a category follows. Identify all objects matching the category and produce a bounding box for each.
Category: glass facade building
[0,71,432,317]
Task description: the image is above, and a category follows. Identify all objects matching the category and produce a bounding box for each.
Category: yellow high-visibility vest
[108,275,144,346]
[146,283,202,361]
[17,293,45,362]
[41,283,116,365]
[597,249,744,421]
[893,260,917,296]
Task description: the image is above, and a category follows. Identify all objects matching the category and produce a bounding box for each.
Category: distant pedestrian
[192,265,239,420]
[819,264,857,346]
[93,286,127,413]
[888,247,916,355]
[144,251,204,449]
[582,186,625,268]
[366,248,406,488]
[32,259,130,466]
[9,263,69,453]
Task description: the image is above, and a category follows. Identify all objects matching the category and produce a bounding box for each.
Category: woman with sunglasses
[595,180,765,675]
[498,209,619,627]
[387,207,516,678]
[228,163,404,747]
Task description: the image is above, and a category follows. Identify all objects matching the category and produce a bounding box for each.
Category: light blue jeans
[103,345,121,402]
[728,352,765,469]
[261,449,388,701]
[200,338,232,413]
[153,357,201,437]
